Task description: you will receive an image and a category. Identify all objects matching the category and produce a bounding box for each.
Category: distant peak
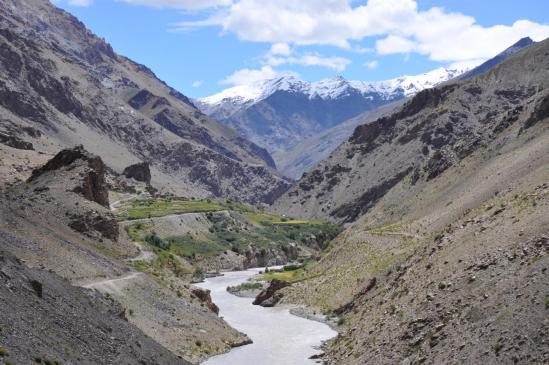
[514,37,534,47]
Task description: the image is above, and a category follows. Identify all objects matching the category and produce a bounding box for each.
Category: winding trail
[126,242,156,262]
[81,272,143,294]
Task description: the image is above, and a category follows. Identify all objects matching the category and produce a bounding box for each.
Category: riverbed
[197,268,337,365]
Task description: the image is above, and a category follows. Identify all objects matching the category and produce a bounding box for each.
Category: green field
[115,198,258,221]
[123,199,342,268]
[263,260,316,282]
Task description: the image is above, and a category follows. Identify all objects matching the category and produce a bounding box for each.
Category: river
[197,268,337,365]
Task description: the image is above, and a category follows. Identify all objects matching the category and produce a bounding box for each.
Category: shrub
[145,232,170,250]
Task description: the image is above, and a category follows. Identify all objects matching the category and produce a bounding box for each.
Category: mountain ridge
[198,67,470,108]
[271,36,544,223]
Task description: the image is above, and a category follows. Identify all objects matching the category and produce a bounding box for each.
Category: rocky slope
[0,249,188,365]
[268,37,549,364]
[275,38,535,179]
[459,37,534,80]
[197,68,469,173]
[0,0,288,204]
[0,146,248,363]
[272,38,544,223]
[274,100,405,179]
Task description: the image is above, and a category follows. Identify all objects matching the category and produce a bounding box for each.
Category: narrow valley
[1,1,548,365]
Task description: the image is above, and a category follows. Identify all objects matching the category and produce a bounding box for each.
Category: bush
[145,232,170,250]
[283,263,304,271]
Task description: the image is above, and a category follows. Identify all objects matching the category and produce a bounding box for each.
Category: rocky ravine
[0,0,289,204]
[267,37,549,364]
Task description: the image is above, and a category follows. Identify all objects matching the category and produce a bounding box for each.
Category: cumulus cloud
[173,0,549,64]
[376,35,416,55]
[264,44,351,72]
[221,65,278,86]
[269,43,292,56]
[67,0,93,6]
[363,60,378,70]
[121,0,232,10]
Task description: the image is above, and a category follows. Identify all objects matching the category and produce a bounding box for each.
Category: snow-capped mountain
[195,66,470,170]
[198,66,469,113]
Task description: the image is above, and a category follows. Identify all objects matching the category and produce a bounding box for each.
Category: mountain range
[197,38,537,179]
[196,67,470,176]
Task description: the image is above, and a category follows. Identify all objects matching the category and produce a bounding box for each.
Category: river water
[197,268,337,365]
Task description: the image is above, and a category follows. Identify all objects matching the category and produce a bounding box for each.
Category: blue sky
[54,0,549,98]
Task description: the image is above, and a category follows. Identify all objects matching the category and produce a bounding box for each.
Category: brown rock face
[253,279,291,307]
[190,286,219,314]
[122,162,151,184]
[28,145,109,207]
[0,132,33,150]
[69,212,119,241]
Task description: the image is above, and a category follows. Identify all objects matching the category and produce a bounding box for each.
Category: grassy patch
[263,260,316,282]
[116,199,225,220]
[227,281,263,293]
[264,270,298,281]
[167,234,228,259]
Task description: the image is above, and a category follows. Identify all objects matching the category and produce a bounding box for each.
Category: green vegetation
[227,281,263,293]
[121,198,341,284]
[167,234,227,259]
[125,206,340,264]
[115,198,257,221]
[263,260,316,282]
[0,346,8,357]
[132,249,191,279]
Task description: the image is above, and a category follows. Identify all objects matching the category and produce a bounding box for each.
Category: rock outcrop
[123,161,152,185]
[190,286,219,314]
[29,145,109,208]
[253,279,291,307]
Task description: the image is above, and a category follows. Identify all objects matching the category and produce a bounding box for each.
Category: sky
[53,0,549,98]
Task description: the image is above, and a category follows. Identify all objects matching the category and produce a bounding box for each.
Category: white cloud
[363,60,378,69]
[192,80,203,87]
[67,0,93,6]
[265,53,351,72]
[121,0,232,10]
[376,35,416,55]
[269,43,292,56]
[172,0,549,64]
[221,65,278,86]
